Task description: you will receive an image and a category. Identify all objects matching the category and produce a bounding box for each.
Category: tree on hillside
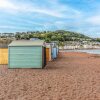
[15,34,21,40]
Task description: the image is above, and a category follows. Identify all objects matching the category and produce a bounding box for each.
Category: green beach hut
[8,40,46,68]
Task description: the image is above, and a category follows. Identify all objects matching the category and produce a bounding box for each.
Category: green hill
[15,30,92,43]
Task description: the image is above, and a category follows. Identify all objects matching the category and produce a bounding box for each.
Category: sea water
[64,49,100,54]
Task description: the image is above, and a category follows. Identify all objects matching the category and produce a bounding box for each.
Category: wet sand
[0,52,100,100]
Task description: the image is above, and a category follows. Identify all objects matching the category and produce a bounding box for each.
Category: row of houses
[59,41,100,50]
[0,40,59,68]
[0,33,15,37]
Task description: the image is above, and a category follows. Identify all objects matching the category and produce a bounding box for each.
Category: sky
[0,0,100,37]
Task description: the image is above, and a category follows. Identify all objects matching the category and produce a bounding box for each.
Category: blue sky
[0,0,100,37]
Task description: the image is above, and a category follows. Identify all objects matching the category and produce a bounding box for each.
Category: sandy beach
[0,52,100,100]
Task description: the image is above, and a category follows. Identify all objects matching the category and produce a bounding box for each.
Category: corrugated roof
[9,40,44,46]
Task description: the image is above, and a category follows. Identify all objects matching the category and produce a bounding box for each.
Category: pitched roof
[9,40,44,46]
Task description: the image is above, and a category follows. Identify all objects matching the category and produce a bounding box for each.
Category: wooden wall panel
[0,48,8,64]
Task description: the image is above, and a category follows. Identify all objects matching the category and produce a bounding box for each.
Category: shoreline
[59,48,100,50]
[59,50,100,56]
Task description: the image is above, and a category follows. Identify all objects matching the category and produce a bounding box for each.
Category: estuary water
[63,49,100,54]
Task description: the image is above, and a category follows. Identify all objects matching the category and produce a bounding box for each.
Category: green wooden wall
[8,46,43,68]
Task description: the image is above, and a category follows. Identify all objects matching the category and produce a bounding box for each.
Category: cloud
[0,25,15,29]
[86,15,100,25]
[0,0,18,10]
[0,0,81,18]
[0,0,58,17]
[0,0,63,17]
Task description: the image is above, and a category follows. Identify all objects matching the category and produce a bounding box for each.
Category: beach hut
[56,45,59,56]
[51,42,59,59]
[30,38,40,41]
[0,40,9,65]
[0,48,8,64]
[52,47,57,59]
[45,43,52,63]
[8,40,46,68]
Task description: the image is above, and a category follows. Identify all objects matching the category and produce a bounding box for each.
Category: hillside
[15,30,92,42]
